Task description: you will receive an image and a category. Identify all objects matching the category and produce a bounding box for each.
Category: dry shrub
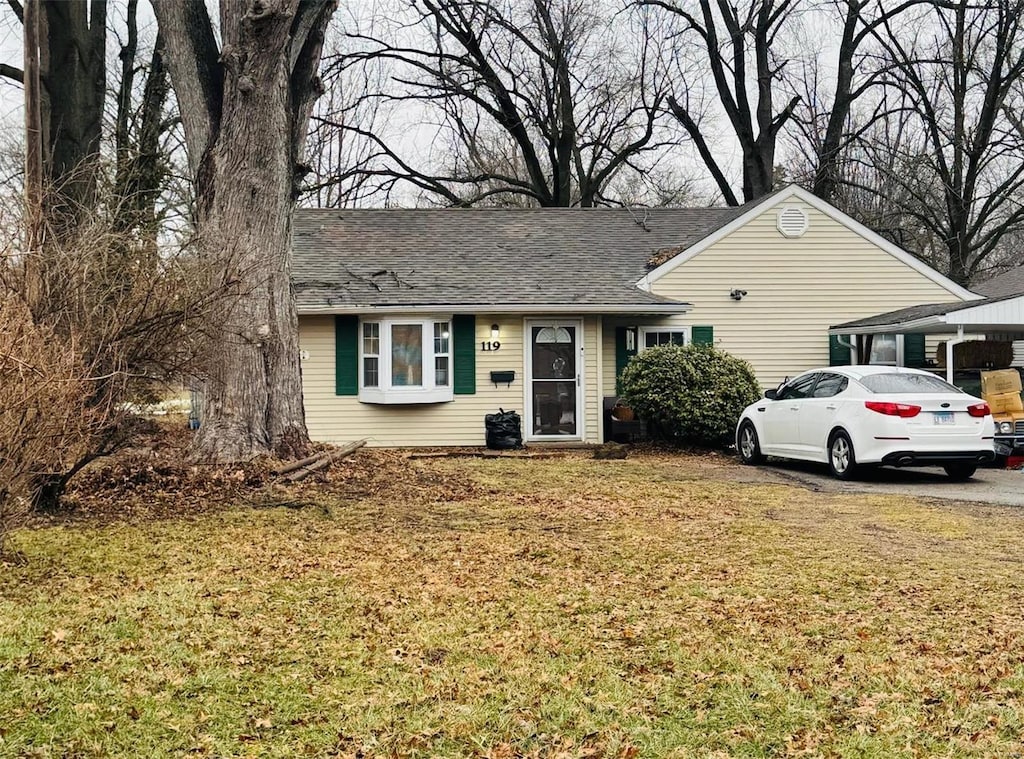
[1,186,230,515]
[0,297,96,554]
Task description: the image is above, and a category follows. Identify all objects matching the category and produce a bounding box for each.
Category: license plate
[933,411,955,425]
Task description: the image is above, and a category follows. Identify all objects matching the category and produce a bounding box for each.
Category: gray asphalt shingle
[973,266,1024,298]
[292,204,753,311]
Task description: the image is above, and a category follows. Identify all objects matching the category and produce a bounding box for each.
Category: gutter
[944,325,966,384]
[836,335,858,364]
[297,302,692,316]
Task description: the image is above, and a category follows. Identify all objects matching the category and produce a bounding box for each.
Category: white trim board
[298,302,691,316]
[637,185,980,303]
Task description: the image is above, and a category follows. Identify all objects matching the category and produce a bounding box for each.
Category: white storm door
[525,320,583,440]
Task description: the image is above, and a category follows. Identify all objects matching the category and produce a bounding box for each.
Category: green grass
[2,454,1024,757]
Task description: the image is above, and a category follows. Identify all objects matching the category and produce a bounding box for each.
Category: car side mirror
[764,389,778,400]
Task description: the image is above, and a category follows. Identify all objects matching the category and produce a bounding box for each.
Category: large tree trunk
[38,0,106,230]
[154,0,334,461]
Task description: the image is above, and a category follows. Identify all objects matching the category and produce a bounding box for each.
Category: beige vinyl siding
[584,316,600,440]
[648,202,971,387]
[300,314,602,447]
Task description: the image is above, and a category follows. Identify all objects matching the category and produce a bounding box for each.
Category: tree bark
[38,0,106,230]
[154,0,335,461]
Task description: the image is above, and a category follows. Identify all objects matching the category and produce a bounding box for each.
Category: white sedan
[735,366,996,480]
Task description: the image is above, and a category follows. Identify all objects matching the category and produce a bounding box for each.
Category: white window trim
[638,325,692,351]
[359,315,454,404]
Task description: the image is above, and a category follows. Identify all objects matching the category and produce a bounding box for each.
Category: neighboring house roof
[293,207,739,313]
[638,185,980,302]
[830,291,1024,334]
[973,265,1024,298]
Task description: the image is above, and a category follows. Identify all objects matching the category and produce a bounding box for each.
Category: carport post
[945,325,965,384]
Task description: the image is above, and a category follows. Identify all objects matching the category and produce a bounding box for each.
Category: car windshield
[859,373,962,394]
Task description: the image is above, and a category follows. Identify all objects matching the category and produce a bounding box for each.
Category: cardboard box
[981,369,1023,396]
[986,391,1024,414]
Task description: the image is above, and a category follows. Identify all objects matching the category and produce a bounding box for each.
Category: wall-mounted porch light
[490,323,501,339]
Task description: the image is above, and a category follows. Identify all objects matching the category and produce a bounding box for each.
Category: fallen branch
[281,438,368,482]
[272,452,329,476]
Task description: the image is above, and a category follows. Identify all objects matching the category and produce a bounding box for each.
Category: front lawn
[2,453,1023,757]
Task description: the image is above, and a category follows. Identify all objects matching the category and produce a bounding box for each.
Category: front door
[526,320,583,440]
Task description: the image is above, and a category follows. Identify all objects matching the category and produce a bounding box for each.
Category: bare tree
[1,0,108,231]
[152,0,335,461]
[330,0,673,207]
[852,0,1024,284]
[1,179,235,511]
[644,0,801,205]
[775,1,934,203]
[302,22,390,208]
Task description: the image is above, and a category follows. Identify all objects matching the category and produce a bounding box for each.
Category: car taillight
[967,402,990,417]
[864,401,921,418]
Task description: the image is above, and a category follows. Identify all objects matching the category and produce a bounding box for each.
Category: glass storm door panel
[530,323,579,437]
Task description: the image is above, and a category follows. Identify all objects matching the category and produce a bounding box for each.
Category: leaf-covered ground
[2,452,1024,757]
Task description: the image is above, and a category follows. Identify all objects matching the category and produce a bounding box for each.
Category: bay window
[360,317,453,403]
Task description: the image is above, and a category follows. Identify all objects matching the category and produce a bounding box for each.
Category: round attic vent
[777,205,809,238]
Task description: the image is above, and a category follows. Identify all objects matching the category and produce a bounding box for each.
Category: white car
[735,366,996,480]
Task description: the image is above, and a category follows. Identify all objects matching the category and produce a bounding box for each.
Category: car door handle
[789,406,799,411]
[826,404,837,410]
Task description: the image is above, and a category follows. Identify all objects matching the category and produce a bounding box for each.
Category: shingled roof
[973,266,1024,299]
[831,290,1024,331]
[291,205,751,312]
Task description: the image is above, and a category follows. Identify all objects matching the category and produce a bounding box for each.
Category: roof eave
[830,314,949,335]
[297,302,692,316]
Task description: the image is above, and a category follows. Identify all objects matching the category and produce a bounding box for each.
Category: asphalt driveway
[741,458,1024,507]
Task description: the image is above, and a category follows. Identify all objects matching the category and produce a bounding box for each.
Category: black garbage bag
[485,408,523,450]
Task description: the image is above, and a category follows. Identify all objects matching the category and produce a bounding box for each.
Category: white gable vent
[777,205,809,238]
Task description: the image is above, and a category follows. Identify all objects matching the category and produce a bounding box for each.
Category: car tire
[737,421,764,465]
[943,463,977,481]
[828,430,858,480]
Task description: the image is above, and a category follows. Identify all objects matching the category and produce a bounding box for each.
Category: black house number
[481,340,501,351]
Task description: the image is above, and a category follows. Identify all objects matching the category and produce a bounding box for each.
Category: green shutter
[335,315,359,396]
[452,315,476,395]
[692,326,714,346]
[614,327,638,394]
[829,334,852,366]
[903,333,926,367]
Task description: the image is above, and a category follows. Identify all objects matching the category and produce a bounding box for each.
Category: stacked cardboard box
[981,369,1024,414]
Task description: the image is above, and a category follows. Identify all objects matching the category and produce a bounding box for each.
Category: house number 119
[481,340,501,351]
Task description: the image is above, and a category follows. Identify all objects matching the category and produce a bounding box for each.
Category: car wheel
[737,421,764,465]
[943,463,977,481]
[828,430,858,480]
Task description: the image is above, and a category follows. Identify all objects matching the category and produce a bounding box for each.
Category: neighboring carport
[829,293,1024,383]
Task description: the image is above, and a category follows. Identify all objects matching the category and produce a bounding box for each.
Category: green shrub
[619,344,762,446]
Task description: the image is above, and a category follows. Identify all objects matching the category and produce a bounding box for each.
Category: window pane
[363,322,379,355]
[435,356,449,386]
[810,374,848,398]
[391,324,423,386]
[644,330,686,348]
[778,373,818,400]
[434,322,450,354]
[364,357,379,387]
[869,335,897,364]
